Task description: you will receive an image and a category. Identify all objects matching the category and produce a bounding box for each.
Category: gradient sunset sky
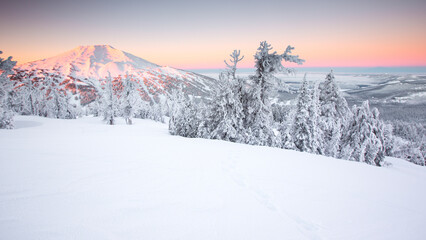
[1,0,426,69]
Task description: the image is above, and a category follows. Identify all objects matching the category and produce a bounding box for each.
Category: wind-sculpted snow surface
[1,116,425,239]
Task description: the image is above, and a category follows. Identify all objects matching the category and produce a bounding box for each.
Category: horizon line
[184,65,426,70]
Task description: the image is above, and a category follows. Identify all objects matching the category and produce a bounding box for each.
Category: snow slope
[1,116,426,240]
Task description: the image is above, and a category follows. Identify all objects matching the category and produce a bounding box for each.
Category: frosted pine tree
[224,50,244,80]
[0,51,17,129]
[87,91,102,117]
[17,70,43,115]
[196,101,210,138]
[208,50,245,142]
[245,41,304,146]
[41,71,68,118]
[290,74,323,153]
[382,123,394,157]
[318,71,351,157]
[390,121,425,166]
[170,94,199,138]
[61,90,79,119]
[340,101,385,166]
[309,81,324,154]
[291,74,313,152]
[168,87,186,135]
[148,102,165,123]
[370,108,387,166]
[120,74,141,125]
[208,73,243,141]
[101,73,119,125]
[278,105,296,150]
[135,101,151,119]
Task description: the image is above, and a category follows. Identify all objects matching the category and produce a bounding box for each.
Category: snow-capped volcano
[18,45,159,79]
[14,45,217,103]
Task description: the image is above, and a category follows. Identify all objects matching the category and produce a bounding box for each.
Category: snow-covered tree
[168,88,199,138]
[318,71,351,157]
[390,120,425,166]
[309,81,324,154]
[244,41,304,147]
[224,50,244,80]
[151,101,165,123]
[340,101,386,166]
[135,100,164,123]
[291,74,312,152]
[13,70,43,116]
[274,103,295,149]
[41,71,64,118]
[120,74,141,125]
[31,70,80,119]
[196,101,210,138]
[208,73,245,142]
[290,74,323,153]
[169,87,185,135]
[207,50,246,142]
[86,92,102,117]
[0,51,17,129]
[101,73,119,125]
[61,91,80,119]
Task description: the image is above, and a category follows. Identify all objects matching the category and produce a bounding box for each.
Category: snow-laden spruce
[0,51,16,129]
[168,87,199,138]
[244,41,304,147]
[120,74,142,125]
[291,74,312,152]
[318,71,351,158]
[291,74,322,154]
[340,101,387,166]
[309,81,324,154]
[388,120,425,166]
[100,73,119,125]
[205,50,246,142]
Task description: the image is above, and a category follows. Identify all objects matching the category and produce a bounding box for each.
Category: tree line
[0,46,424,166]
[0,52,164,127]
[167,42,425,166]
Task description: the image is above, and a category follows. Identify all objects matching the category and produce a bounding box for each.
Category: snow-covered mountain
[14,45,217,103]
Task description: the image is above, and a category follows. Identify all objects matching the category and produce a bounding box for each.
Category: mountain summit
[14,45,216,103]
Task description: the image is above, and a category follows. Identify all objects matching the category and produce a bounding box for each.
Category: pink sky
[1,0,425,69]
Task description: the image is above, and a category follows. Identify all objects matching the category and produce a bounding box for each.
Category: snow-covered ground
[1,116,425,240]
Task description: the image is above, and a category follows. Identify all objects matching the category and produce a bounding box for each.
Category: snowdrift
[1,116,425,240]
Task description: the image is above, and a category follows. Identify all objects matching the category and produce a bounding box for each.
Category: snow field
[1,116,425,240]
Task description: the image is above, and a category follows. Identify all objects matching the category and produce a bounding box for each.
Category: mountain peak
[80,44,114,48]
[18,45,160,79]
[13,45,218,104]
[73,45,116,51]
